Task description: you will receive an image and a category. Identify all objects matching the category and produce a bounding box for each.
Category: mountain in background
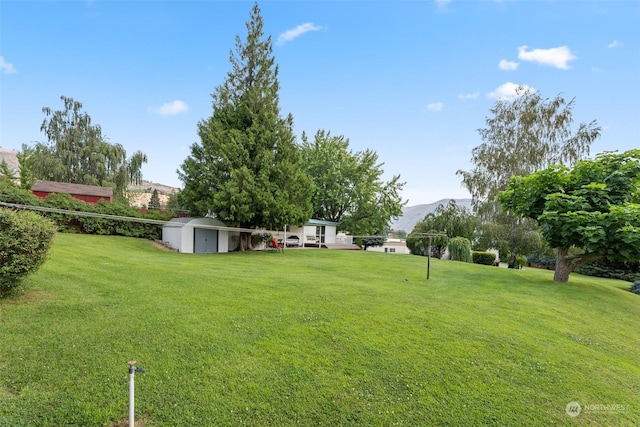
[127,180,180,195]
[0,147,20,173]
[389,198,472,234]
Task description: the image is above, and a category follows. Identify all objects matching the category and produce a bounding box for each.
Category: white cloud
[591,66,601,73]
[498,59,519,71]
[487,82,535,100]
[458,92,479,100]
[517,45,577,70]
[277,23,323,46]
[151,100,188,116]
[435,0,452,6]
[427,102,444,112]
[0,56,17,74]
[608,40,623,48]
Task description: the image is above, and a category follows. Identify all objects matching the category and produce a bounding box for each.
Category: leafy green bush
[0,208,56,296]
[406,234,448,257]
[0,181,42,206]
[576,259,640,283]
[360,236,386,250]
[472,251,496,265]
[43,192,89,232]
[527,253,556,268]
[448,237,472,263]
[515,255,527,269]
[251,232,271,247]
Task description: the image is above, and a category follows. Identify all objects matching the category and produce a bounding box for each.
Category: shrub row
[0,182,178,240]
[527,254,556,268]
[575,259,640,283]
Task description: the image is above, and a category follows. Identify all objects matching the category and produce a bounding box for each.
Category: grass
[1,233,638,426]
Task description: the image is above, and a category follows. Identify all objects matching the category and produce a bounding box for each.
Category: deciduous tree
[457,87,601,219]
[406,200,475,258]
[300,130,405,236]
[498,149,640,283]
[178,3,312,250]
[456,87,600,267]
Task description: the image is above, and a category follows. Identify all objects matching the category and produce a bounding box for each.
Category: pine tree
[148,189,161,210]
[178,3,312,250]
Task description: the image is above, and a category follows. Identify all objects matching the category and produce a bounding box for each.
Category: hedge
[472,251,496,266]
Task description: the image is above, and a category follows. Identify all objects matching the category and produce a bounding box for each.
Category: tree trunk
[238,232,253,252]
[508,252,517,269]
[554,247,571,283]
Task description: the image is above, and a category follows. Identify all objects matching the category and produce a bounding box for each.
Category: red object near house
[31,180,113,204]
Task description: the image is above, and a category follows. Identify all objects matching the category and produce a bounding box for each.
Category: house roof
[31,180,114,198]
[306,219,339,226]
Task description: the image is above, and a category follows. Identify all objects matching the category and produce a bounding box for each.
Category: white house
[163,217,349,253]
[280,219,340,248]
[367,238,411,254]
[162,217,239,253]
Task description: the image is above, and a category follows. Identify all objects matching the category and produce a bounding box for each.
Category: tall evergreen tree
[148,189,161,210]
[178,3,312,250]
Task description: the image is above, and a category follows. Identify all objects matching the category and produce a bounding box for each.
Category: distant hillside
[389,198,472,234]
[127,180,181,195]
[0,148,20,173]
[127,180,181,208]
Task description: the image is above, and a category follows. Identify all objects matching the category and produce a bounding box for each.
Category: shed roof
[164,217,227,228]
[31,180,114,198]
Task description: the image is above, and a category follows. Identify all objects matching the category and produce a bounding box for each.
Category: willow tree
[27,95,147,199]
[178,3,312,250]
[406,200,476,258]
[456,87,601,266]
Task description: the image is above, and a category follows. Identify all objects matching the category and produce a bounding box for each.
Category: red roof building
[31,180,113,204]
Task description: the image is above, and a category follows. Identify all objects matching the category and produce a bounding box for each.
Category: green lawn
[1,233,638,426]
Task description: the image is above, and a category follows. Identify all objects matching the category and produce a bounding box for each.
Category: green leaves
[406,200,476,258]
[179,4,312,234]
[500,150,640,280]
[458,87,600,220]
[300,130,405,236]
[27,95,146,199]
[0,208,56,296]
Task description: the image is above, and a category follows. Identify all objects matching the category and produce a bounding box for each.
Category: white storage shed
[162,217,238,253]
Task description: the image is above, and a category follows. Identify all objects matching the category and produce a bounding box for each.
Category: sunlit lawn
[1,233,638,426]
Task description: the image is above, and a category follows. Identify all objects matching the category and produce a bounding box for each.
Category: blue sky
[1,0,638,206]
